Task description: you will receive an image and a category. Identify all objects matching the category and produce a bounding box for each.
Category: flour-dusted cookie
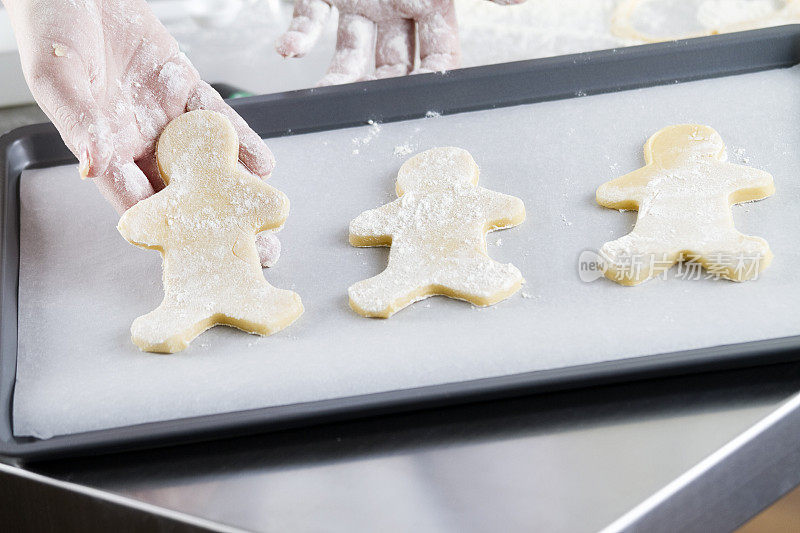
[348,147,526,318]
[117,110,303,353]
[596,124,775,286]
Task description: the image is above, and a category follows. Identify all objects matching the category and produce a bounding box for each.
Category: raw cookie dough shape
[596,124,775,286]
[118,110,303,353]
[348,147,526,318]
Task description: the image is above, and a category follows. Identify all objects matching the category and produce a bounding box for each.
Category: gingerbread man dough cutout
[118,110,303,353]
[596,124,775,286]
[348,147,526,318]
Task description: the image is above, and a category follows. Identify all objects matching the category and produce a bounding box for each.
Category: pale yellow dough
[596,124,775,286]
[117,110,303,353]
[348,147,526,318]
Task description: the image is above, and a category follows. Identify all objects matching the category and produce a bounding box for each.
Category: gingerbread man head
[645,124,727,168]
[156,109,239,186]
[395,147,480,196]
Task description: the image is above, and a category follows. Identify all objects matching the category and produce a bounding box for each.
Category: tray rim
[3,25,800,462]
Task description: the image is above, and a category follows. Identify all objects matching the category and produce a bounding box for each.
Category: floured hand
[4,0,280,267]
[276,0,526,86]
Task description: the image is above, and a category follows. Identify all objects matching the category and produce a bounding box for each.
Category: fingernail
[78,148,91,179]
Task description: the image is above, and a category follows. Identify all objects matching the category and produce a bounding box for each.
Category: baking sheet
[13,65,800,439]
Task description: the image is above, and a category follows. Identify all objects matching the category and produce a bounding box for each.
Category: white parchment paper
[14,66,800,438]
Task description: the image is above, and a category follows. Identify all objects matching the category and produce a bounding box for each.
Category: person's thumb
[75,114,114,180]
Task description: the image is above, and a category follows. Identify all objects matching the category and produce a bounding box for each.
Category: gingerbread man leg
[131,303,216,354]
[696,231,773,281]
[222,283,304,334]
[348,267,427,318]
[433,256,523,306]
[600,233,681,285]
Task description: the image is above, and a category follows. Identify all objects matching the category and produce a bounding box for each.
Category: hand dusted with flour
[3,0,281,266]
[117,110,303,353]
[349,147,525,318]
[596,124,775,285]
[276,0,525,86]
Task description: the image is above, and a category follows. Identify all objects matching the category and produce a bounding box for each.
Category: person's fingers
[186,81,275,179]
[75,115,114,180]
[375,19,415,79]
[417,0,461,73]
[276,31,316,59]
[135,151,166,193]
[316,72,376,86]
[9,4,114,179]
[275,0,331,58]
[256,232,282,268]
[318,13,376,86]
[23,52,114,179]
[93,159,155,215]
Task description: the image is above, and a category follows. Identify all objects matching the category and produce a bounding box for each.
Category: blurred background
[0,0,798,108]
[2,0,798,133]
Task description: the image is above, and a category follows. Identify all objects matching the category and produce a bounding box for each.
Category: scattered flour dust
[394,143,414,157]
[352,119,382,154]
[457,0,627,66]
[157,59,188,97]
[697,0,787,29]
[393,113,439,156]
[621,0,798,40]
[732,146,751,164]
[456,0,797,66]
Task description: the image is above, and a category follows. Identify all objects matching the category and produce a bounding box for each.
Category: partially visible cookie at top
[596,124,775,285]
[348,147,526,318]
[117,109,303,353]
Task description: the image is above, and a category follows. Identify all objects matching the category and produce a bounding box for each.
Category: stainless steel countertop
[3,358,798,532]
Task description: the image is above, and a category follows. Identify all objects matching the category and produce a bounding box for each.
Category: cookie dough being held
[349,147,526,318]
[596,124,774,286]
[118,110,303,353]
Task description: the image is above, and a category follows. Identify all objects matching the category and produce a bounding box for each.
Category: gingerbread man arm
[595,166,655,210]
[117,193,172,250]
[720,162,775,204]
[349,200,402,246]
[229,170,290,233]
[476,188,526,231]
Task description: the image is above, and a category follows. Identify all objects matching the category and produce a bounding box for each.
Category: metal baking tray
[2,25,800,462]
